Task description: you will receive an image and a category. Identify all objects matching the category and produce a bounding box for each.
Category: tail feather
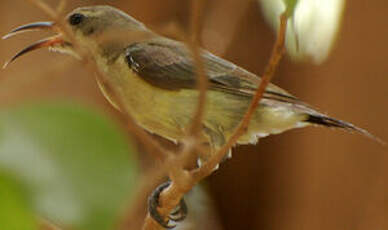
[305,114,385,145]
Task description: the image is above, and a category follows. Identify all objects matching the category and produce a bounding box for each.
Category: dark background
[0,0,387,230]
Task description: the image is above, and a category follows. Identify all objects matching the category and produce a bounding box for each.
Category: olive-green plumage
[64,6,367,149]
[5,5,372,154]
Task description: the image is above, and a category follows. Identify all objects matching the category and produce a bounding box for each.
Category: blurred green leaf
[283,0,298,16]
[0,102,139,230]
[0,172,37,230]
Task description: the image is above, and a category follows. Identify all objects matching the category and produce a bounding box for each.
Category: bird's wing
[124,38,301,103]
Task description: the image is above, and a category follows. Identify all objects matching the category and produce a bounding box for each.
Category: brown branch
[201,0,251,56]
[187,0,208,138]
[148,0,207,137]
[141,12,289,230]
[192,12,289,179]
[141,1,210,229]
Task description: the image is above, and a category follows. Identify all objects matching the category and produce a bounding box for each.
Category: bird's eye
[69,13,85,26]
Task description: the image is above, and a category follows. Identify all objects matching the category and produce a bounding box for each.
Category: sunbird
[3,5,376,228]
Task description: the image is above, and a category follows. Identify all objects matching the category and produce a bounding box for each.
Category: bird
[2,5,378,228]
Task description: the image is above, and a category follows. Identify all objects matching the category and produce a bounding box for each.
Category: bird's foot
[148,181,188,229]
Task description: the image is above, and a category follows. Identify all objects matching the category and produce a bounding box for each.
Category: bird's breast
[96,54,193,141]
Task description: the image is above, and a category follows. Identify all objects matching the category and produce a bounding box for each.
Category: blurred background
[0,0,386,230]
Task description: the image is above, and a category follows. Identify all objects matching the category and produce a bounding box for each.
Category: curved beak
[3,21,70,69]
[2,21,55,39]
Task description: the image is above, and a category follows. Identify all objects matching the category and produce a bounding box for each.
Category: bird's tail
[305,114,385,145]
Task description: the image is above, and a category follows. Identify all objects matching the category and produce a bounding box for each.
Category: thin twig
[192,12,289,179]
[25,0,57,18]
[188,0,208,138]
[141,12,289,230]
[141,1,209,228]
[56,0,67,17]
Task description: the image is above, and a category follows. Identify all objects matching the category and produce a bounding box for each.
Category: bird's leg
[148,181,188,229]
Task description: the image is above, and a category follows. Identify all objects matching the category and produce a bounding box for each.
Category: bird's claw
[148,181,188,229]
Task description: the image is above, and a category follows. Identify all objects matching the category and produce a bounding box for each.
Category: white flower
[259,0,346,64]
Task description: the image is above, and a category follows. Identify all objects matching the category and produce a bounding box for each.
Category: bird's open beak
[2,21,71,69]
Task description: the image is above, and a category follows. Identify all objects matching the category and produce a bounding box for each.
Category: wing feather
[124,38,302,104]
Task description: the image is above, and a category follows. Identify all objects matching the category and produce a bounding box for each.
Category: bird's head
[3,5,149,68]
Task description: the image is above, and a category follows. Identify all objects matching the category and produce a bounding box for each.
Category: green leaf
[0,102,139,230]
[0,172,37,230]
[283,0,298,17]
